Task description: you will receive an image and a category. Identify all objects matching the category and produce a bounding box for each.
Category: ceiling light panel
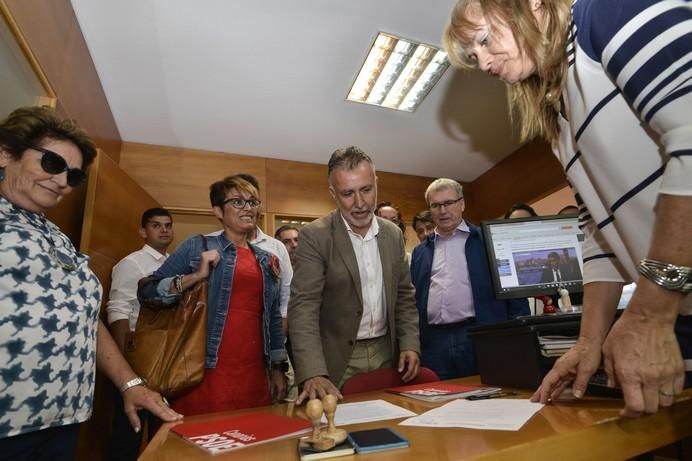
[347,32,449,112]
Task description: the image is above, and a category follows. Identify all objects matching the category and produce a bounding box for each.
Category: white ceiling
[70,0,521,182]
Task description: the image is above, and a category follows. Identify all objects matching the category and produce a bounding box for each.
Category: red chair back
[341,367,440,396]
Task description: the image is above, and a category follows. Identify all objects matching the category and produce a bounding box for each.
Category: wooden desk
[139,377,692,460]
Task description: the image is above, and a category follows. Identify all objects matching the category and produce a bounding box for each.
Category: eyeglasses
[222,197,261,209]
[429,197,463,211]
[31,146,87,187]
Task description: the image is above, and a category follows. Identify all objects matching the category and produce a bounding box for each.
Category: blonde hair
[443,0,572,142]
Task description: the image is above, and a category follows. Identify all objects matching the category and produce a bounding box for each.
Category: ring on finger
[162,397,170,407]
[658,390,674,397]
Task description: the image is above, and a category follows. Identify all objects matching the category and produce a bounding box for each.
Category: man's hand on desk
[531,337,601,403]
[398,350,420,382]
[296,376,343,405]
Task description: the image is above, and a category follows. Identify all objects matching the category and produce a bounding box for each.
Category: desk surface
[139,377,692,461]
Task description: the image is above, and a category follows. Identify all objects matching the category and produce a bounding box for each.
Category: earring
[0,168,5,181]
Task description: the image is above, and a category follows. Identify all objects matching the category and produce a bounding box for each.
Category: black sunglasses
[31,146,87,187]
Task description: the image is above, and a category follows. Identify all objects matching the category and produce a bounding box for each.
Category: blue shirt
[428,221,474,324]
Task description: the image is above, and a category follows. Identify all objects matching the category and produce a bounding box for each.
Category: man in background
[106,208,173,461]
[410,179,529,379]
[275,224,300,268]
[289,146,420,404]
[412,210,435,243]
[541,251,572,284]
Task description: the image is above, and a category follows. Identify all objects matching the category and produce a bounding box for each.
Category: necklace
[11,202,78,272]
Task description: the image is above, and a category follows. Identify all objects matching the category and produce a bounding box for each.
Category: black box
[468,313,582,389]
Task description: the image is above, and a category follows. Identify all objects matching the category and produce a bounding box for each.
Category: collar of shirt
[433,220,470,241]
[142,244,168,261]
[340,213,379,241]
[250,226,269,245]
[208,230,242,252]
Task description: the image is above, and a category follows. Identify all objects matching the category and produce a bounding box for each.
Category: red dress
[172,246,270,415]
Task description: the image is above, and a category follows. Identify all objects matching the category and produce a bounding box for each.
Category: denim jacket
[138,233,287,368]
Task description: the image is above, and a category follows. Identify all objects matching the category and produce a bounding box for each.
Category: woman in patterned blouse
[0,106,181,460]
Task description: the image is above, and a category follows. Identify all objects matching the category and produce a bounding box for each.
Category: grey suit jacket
[288,210,420,385]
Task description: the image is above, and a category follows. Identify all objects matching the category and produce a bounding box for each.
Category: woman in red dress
[141,175,288,415]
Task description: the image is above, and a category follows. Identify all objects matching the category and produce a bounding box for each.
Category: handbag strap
[198,234,209,252]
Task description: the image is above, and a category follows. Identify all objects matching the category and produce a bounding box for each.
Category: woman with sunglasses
[0,106,182,460]
[444,0,691,417]
[139,175,288,416]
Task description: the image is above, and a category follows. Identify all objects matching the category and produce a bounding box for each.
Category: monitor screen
[481,215,584,299]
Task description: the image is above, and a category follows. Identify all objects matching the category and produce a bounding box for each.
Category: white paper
[321,399,417,426]
[399,398,543,431]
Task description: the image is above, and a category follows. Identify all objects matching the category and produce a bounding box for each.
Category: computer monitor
[481,215,584,300]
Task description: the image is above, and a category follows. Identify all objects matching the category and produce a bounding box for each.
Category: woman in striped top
[443,0,691,417]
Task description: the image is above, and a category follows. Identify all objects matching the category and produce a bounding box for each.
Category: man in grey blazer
[288,146,421,404]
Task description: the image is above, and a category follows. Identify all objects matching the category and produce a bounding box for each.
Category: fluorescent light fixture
[347,32,449,112]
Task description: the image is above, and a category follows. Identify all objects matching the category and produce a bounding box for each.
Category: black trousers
[107,389,156,461]
[0,423,80,461]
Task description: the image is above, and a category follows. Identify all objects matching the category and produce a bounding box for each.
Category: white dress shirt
[342,215,387,340]
[250,227,293,319]
[106,244,168,330]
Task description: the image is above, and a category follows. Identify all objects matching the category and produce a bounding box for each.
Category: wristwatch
[271,361,289,373]
[638,258,692,293]
[120,376,146,393]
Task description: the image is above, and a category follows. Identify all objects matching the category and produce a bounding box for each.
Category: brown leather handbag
[126,236,208,398]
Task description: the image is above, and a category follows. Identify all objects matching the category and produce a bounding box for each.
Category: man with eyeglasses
[410,178,529,380]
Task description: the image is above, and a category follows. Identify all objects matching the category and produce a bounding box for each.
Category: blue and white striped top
[555,0,692,314]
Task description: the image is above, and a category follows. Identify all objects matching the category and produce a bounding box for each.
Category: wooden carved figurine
[321,394,347,444]
[299,398,336,451]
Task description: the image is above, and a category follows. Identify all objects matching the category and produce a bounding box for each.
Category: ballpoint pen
[466,392,519,400]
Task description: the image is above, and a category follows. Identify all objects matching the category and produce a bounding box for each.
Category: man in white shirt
[288,147,420,404]
[106,208,173,461]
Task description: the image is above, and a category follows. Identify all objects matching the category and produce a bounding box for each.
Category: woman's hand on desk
[122,386,183,432]
[603,293,684,418]
[531,337,601,403]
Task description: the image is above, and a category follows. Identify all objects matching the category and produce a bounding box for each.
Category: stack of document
[538,335,576,357]
[399,399,544,431]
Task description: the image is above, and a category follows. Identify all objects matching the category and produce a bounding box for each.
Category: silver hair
[425,178,464,204]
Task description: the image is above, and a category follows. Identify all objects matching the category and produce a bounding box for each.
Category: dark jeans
[0,423,80,461]
[421,320,478,380]
[107,390,156,461]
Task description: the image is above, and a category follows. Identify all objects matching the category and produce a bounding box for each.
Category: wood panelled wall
[78,150,161,460]
[3,0,121,160]
[463,139,566,222]
[119,142,443,248]
[120,140,566,236]
[3,0,122,247]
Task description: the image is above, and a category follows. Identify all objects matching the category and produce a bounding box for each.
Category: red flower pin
[269,254,281,279]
